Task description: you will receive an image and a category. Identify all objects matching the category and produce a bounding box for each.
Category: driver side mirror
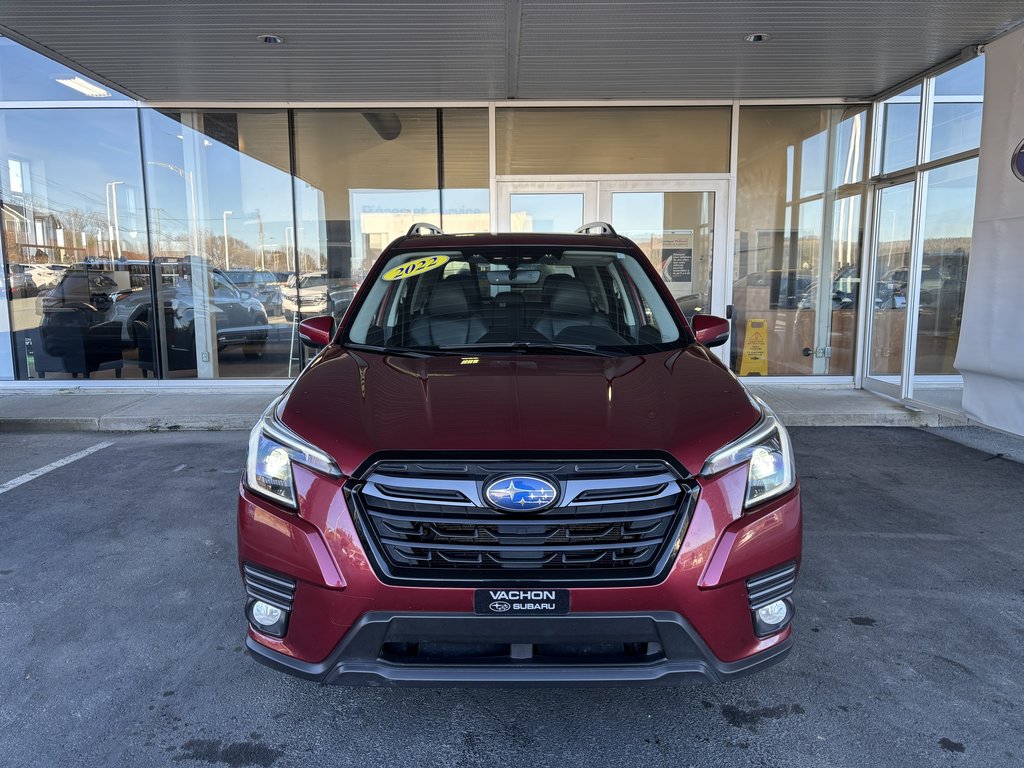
[691,314,730,348]
[298,315,334,349]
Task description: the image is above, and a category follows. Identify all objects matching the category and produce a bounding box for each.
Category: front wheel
[243,342,266,360]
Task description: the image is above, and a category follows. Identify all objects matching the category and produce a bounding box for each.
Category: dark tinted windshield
[346,248,682,354]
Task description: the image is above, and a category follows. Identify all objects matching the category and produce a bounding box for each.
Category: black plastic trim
[246,611,793,687]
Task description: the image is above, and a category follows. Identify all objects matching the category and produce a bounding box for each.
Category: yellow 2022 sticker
[382,254,450,281]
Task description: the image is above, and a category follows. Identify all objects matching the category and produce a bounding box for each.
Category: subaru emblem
[1014,137,1024,183]
[484,475,558,513]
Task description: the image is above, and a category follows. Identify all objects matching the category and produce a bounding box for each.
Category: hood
[280,346,759,477]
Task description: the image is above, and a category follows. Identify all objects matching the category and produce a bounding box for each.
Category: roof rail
[574,221,618,236]
[406,222,444,237]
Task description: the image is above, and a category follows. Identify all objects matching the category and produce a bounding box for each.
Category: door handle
[725,304,733,320]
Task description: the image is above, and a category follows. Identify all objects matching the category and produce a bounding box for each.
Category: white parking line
[0,441,115,496]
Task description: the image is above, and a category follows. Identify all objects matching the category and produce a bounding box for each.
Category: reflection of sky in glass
[934,57,985,97]
[141,110,294,258]
[611,193,663,237]
[799,131,826,199]
[877,182,915,257]
[930,104,983,161]
[833,111,865,186]
[922,159,978,241]
[0,36,130,101]
[509,193,583,232]
[0,108,147,259]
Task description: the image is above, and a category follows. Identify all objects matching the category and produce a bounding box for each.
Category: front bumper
[246,610,792,686]
[238,461,802,685]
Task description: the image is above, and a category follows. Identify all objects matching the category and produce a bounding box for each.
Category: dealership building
[1,3,1023,434]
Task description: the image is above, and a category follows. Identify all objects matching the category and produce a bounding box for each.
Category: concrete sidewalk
[0,383,968,432]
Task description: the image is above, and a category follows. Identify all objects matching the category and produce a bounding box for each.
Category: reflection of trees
[150,226,290,272]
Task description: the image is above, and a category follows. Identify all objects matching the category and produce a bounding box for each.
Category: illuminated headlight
[701,397,796,509]
[244,397,341,509]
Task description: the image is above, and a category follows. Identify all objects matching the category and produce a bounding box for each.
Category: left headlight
[244,397,341,509]
[700,397,796,509]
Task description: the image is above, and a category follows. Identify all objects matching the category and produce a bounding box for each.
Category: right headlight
[700,397,796,509]
[244,397,341,509]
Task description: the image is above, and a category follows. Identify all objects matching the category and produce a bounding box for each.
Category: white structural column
[956,26,1024,435]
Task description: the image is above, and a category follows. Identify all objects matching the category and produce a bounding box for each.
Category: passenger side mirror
[298,315,334,349]
[691,314,730,348]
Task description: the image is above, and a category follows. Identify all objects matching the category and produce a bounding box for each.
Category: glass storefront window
[496,107,731,175]
[438,109,490,234]
[141,109,296,378]
[914,159,977,376]
[929,58,984,162]
[292,108,489,331]
[1,108,148,380]
[879,85,922,175]
[0,36,131,102]
[734,106,868,376]
[868,181,916,377]
[292,109,442,326]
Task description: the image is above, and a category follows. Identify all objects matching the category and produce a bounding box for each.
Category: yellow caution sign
[739,319,769,376]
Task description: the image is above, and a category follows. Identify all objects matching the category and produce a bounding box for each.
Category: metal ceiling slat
[0,0,1021,101]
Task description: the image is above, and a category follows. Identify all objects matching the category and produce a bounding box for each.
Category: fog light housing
[752,598,794,637]
[246,599,289,638]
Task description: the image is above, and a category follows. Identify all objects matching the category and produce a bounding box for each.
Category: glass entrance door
[498,178,731,353]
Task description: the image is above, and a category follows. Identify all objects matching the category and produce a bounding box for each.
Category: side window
[211,271,237,296]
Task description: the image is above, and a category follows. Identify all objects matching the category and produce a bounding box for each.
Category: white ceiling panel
[0,0,1021,102]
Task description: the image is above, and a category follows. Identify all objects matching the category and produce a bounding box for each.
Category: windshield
[299,274,329,289]
[345,248,683,355]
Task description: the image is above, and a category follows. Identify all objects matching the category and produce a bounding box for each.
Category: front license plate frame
[474,588,570,616]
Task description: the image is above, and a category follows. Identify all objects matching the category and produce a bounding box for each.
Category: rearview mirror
[691,314,730,348]
[298,315,334,349]
[487,270,541,286]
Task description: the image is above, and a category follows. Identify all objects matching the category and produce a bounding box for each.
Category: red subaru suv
[238,223,801,686]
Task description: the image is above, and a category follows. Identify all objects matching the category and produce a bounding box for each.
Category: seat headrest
[443,273,480,307]
[493,291,525,308]
[428,281,470,316]
[548,279,593,316]
[541,273,577,304]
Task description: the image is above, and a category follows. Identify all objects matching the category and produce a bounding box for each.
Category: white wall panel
[955,25,1024,434]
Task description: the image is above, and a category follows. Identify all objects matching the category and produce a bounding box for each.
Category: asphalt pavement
[0,427,1021,768]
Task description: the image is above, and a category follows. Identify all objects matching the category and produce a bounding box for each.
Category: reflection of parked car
[32,266,125,378]
[225,269,283,316]
[112,260,271,365]
[733,270,813,310]
[797,265,861,311]
[281,271,358,322]
[8,264,39,298]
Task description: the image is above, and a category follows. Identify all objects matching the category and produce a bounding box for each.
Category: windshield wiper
[344,343,462,358]
[437,342,622,358]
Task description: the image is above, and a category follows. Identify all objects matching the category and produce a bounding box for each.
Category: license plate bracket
[474,588,570,616]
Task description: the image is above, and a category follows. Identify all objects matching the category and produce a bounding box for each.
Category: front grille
[745,563,797,609]
[345,458,697,586]
[242,563,296,611]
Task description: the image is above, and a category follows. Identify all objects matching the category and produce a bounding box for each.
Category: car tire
[243,342,266,360]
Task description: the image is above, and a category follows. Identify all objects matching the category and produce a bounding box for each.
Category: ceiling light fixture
[744,33,772,43]
[256,33,284,44]
[55,76,110,98]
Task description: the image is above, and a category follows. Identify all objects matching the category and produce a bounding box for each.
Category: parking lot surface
[0,427,1020,768]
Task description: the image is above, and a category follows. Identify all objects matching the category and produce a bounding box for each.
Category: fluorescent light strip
[55,76,110,98]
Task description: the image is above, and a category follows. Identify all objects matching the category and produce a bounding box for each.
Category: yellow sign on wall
[739,318,769,376]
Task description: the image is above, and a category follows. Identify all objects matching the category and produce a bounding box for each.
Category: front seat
[409,281,487,346]
[533,277,611,339]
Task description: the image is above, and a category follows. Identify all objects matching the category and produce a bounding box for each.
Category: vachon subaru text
[238,222,801,686]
